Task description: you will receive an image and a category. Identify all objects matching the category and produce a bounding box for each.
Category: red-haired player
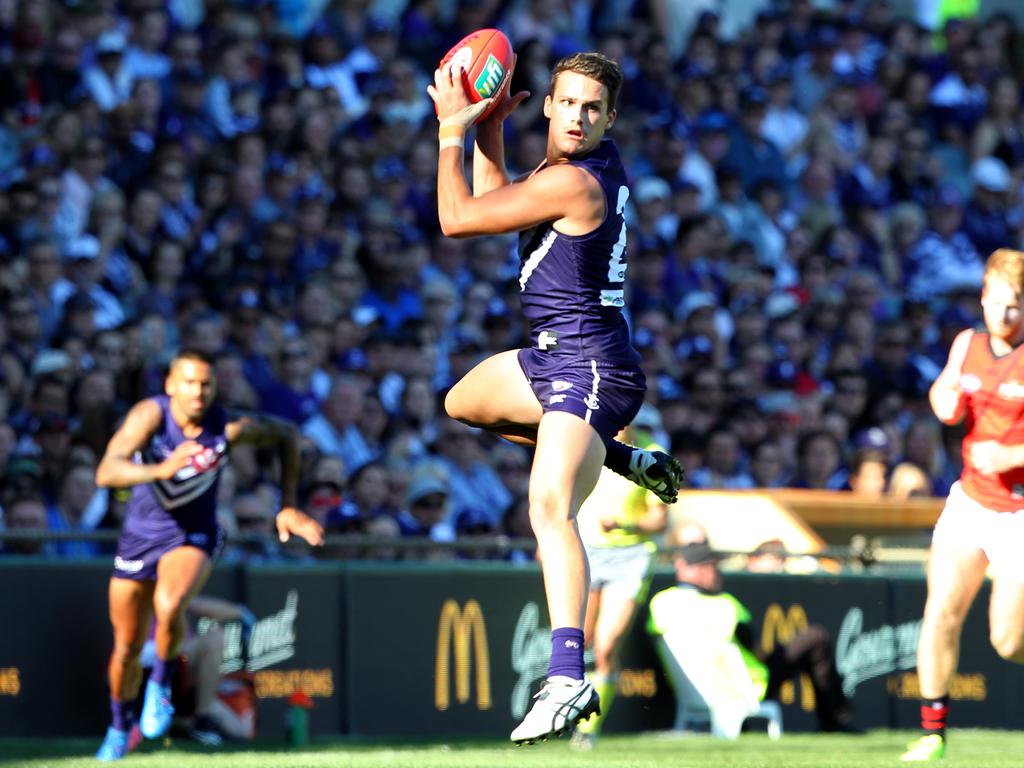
[903,248,1024,761]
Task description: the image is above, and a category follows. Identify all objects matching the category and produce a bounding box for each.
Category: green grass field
[2,730,1023,768]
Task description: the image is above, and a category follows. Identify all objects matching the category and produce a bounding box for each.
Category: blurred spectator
[47,462,104,558]
[395,466,455,556]
[3,494,52,556]
[847,449,888,498]
[687,427,755,489]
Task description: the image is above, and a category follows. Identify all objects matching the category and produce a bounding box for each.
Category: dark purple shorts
[517,348,646,443]
[113,524,225,581]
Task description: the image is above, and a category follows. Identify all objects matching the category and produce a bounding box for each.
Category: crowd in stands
[0,0,1017,560]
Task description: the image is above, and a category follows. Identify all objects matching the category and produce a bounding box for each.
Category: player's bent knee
[153,591,188,624]
[111,640,145,666]
[990,630,1024,661]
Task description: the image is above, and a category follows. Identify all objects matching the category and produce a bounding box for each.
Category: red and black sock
[920,695,949,739]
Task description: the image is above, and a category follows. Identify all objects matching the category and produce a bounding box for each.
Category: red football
[437,28,514,124]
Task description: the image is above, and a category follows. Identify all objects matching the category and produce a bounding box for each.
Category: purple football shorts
[113,524,225,581]
[517,348,646,443]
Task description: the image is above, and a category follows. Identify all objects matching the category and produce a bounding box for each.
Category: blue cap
[365,15,396,35]
[266,152,297,177]
[24,144,57,167]
[933,184,964,208]
[854,427,889,452]
[741,85,768,108]
[812,26,840,49]
[695,110,730,134]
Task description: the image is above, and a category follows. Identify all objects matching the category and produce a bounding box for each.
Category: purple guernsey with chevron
[516,137,639,366]
[515,137,645,441]
[113,394,228,579]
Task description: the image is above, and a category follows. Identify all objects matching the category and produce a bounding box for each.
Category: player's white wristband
[438,122,466,151]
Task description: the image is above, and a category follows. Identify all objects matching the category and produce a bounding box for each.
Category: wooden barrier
[673,489,944,550]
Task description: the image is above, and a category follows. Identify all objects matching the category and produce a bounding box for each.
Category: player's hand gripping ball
[436,28,514,124]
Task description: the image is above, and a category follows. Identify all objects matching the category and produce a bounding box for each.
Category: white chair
[655,635,783,740]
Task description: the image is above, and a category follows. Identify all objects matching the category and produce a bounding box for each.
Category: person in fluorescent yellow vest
[648,525,858,736]
[570,413,669,749]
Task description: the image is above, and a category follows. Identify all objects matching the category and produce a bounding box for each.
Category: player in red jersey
[902,248,1024,762]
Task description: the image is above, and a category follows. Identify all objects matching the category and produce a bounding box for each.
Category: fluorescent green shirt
[648,585,769,700]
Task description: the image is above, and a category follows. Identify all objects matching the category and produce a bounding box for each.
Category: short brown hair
[984,248,1024,295]
[550,52,624,111]
[171,348,214,369]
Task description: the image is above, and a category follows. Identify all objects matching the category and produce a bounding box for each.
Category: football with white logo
[437,28,514,125]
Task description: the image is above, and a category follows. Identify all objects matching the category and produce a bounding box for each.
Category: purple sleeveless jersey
[516,138,645,441]
[517,137,639,365]
[113,395,228,580]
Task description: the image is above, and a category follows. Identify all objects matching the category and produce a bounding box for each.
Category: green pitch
[2,730,1023,768]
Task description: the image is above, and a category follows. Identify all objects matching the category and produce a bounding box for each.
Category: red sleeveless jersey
[959,332,1024,511]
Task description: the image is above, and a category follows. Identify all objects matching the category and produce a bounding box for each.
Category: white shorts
[933,481,1024,581]
[584,543,655,602]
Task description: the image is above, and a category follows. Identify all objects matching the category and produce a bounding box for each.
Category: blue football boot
[139,679,174,739]
[95,726,129,761]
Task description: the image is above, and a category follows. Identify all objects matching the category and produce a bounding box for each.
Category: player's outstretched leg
[510,676,600,745]
[900,733,946,762]
[139,677,175,739]
[625,449,685,504]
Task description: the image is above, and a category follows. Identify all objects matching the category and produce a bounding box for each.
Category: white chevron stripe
[152,469,220,510]
[519,231,557,290]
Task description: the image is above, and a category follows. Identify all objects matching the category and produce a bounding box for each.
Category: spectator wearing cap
[51,235,124,331]
[632,175,677,245]
[685,111,731,208]
[722,86,787,194]
[83,30,133,112]
[396,465,454,540]
[905,185,983,299]
[844,427,891,498]
[963,156,1015,258]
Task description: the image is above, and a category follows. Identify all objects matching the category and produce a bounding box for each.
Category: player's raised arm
[473,56,530,196]
[929,328,974,424]
[226,414,323,545]
[96,399,202,487]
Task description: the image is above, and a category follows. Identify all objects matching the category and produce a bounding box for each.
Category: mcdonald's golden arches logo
[435,599,492,711]
[761,603,815,712]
